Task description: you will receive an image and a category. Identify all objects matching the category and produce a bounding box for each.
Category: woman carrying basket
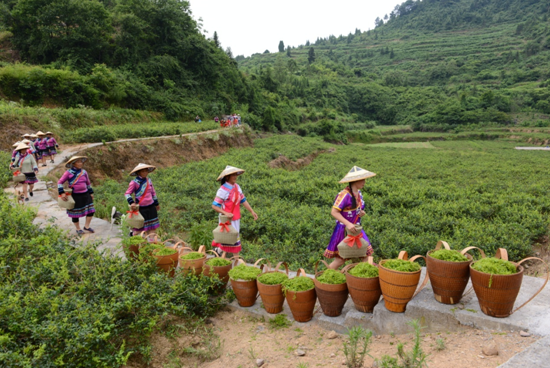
[58,156,96,235]
[125,163,160,236]
[11,142,38,202]
[325,166,375,270]
[45,132,59,163]
[211,165,257,257]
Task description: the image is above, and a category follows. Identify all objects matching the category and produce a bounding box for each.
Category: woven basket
[337,225,369,259]
[230,258,264,307]
[213,215,239,244]
[470,248,549,318]
[57,189,75,210]
[202,250,233,291]
[12,170,26,183]
[343,257,381,313]
[257,261,289,314]
[314,260,349,317]
[426,241,485,305]
[379,251,429,313]
[178,245,206,276]
[126,205,145,229]
[285,269,317,322]
[152,243,179,277]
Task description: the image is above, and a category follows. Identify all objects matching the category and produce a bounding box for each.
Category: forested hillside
[239,0,550,132]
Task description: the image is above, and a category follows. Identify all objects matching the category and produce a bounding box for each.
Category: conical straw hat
[12,141,21,147]
[339,166,376,183]
[46,131,53,135]
[216,165,245,181]
[21,139,31,144]
[22,133,30,138]
[36,131,46,136]
[15,143,30,151]
[30,134,38,138]
[65,156,88,168]
[130,163,156,176]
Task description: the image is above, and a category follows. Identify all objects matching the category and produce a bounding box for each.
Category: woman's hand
[346,222,357,233]
[251,211,258,221]
[156,205,160,211]
[61,194,68,202]
[130,203,138,211]
[224,212,234,219]
[90,194,94,200]
[358,210,366,218]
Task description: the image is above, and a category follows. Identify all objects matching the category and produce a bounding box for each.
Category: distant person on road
[58,156,96,235]
[125,163,160,236]
[214,116,219,124]
[195,115,201,123]
[45,132,59,163]
[11,142,38,202]
[36,131,48,167]
[237,114,241,126]
[325,166,375,270]
[211,165,258,257]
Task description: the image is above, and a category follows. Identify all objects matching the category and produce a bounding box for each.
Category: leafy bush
[343,326,373,368]
[0,194,229,367]
[376,319,428,368]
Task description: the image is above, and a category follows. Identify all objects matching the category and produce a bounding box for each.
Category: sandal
[84,227,95,233]
[76,230,84,235]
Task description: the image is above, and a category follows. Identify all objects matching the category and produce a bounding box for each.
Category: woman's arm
[242,201,258,220]
[331,207,356,232]
[212,204,234,218]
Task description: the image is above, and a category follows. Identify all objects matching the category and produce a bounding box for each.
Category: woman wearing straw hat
[58,156,96,235]
[35,131,48,167]
[45,132,59,163]
[10,142,38,201]
[325,166,375,270]
[125,163,160,235]
[211,165,258,256]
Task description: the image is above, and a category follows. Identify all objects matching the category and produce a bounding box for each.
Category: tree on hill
[213,31,220,48]
[286,46,291,57]
[278,40,285,52]
[308,47,316,64]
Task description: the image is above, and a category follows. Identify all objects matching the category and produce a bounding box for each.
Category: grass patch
[429,249,469,262]
[317,269,346,284]
[348,263,379,278]
[257,272,288,285]
[268,314,292,330]
[471,258,517,275]
[228,264,262,281]
[382,259,421,272]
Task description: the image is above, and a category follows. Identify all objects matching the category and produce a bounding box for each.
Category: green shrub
[180,252,205,260]
[257,272,288,285]
[317,269,346,284]
[348,263,379,278]
[471,258,517,275]
[382,259,421,272]
[282,276,315,292]
[429,249,469,262]
[206,258,232,267]
[228,264,262,281]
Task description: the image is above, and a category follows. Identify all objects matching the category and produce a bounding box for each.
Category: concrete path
[515,147,550,150]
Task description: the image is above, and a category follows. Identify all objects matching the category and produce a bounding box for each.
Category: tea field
[93,136,550,271]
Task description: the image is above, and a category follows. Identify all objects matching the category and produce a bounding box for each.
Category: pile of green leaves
[154,247,178,256]
[257,272,288,285]
[180,252,205,260]
[429,249,469,262]
[228,264,262,281]
[0,194,228,367]
[282,276,315,292]
[472,258,517,275]
[382,259,421,273]
[206,258,232,267]
[348,263,379,278]
[317,269,346,284]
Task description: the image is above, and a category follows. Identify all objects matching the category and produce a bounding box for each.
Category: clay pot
[343,258,381,313]
[314,261,348,317]
[285,269,317,322]
[426,241,483,305]
[379,251,428,313]
[179,245,206,276]
[202,250,233,291]
[230,258,264,307]
[152,246,179,277]
[257,262,289,314]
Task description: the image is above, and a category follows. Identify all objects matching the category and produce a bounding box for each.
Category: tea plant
[376,319,429,368]
[342,326,373,368]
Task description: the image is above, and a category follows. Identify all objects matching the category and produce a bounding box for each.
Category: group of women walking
[10,132,375,266]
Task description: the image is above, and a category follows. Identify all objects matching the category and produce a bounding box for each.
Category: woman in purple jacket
[125,163,160,236]
[58,156,95,235]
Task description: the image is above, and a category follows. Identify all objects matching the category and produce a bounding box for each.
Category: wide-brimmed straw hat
[36,131,46,136]
[339,166,377,184]
[22,133,30,138]
[65,156,88,168]
[130,163,156,176]
[15,143,30,151]
[21,139,31,144]
[12,141,21,147]
[216,165,245,181]
[46,131,53,135]
[30,134,38,138]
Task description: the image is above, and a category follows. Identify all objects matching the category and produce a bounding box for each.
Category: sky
[189,0,404,57]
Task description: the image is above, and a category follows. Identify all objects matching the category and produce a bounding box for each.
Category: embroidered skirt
[324,222,373,259]
[212,218,242,253]
[23,172,38,185]
[67,192,95,218]
[133,204,160,232]
[47,146,57,155]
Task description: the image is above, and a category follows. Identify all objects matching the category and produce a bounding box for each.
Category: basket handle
[367,256,375,265]
[296,268,307,277]
[460,246,486,259]
[145,232,159,243]
[274,262,289,275]
[341,263,356,274]
[435,241,451,250]
[510,257,549,314]
[177,246,195,256]
[495,248,508,261]
[198,245,206,254]
[398,251,409,260]
[314,260,331,274]
[253,258,265,268]
[409,255,430,299]
[260,261,274,273]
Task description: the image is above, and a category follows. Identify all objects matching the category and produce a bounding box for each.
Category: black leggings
[72,214,94,223]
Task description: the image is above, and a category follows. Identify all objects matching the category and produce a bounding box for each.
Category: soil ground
[124,309,537,368]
